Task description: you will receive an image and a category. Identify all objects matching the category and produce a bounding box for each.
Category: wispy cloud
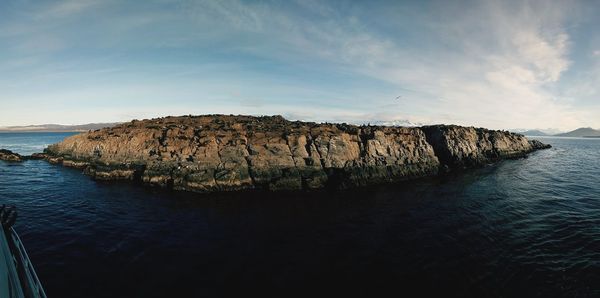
[165,0,588,129]
[37,0,102,19]
[0,0,597,130]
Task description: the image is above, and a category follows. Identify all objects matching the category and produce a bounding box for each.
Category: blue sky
[1,0,599,130]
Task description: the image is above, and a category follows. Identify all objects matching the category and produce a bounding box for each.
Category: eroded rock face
[44,115,441,192]
[528,139,552,150]
[421,125,540,170]
[44,115,550,193]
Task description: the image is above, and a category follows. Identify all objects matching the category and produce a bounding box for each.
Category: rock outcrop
[0,149,23,162]
[421,125,544,170]
[42,115,550,193]
[528,139,552,150]
[0,149,48,162]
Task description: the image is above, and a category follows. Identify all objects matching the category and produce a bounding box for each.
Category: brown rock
[43,115,549,193]
[421,125,549,169]
[0,149,23,162]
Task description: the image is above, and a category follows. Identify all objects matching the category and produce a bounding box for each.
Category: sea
[0,132,599,297]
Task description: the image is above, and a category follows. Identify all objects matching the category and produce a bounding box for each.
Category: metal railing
[8,228,47,298]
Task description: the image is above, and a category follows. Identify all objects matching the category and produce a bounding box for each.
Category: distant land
[555,127,600,138]
[511,127,600,138]
[511,128,563,135]
[0,123,119,132]
[518,130,549,136]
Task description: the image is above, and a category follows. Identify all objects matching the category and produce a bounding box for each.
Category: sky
[0,0,599,131]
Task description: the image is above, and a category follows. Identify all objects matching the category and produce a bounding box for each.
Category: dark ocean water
[0,133,599,297]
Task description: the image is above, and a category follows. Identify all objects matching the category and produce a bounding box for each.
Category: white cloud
[177,0,586,129]
[0,0,597,130]
[310,1,585,130]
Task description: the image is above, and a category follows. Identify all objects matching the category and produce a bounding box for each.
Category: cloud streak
[0,0,597,130]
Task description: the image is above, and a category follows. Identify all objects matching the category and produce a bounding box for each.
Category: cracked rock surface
[43,115,549,193]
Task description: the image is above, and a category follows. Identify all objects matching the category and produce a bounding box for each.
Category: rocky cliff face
[44,115,549,193]
[421,125,548,170]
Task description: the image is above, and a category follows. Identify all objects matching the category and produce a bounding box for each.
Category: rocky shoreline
[0,149,46,162]
[3,115,551,193]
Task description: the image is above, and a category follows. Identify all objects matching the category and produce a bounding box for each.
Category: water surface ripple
[0,134,599,297]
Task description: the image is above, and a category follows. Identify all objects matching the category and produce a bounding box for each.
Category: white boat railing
[8,228,47,298]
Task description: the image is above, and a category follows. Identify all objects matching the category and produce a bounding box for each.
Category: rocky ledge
[41,115,550,193]
[0,149,46,162]
[0,149,23,162]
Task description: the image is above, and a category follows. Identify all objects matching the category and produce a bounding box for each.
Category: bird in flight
[395,95,402,100]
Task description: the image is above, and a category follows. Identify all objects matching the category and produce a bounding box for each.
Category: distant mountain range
[0,123,119,132]
[555,127,600,138]
[513,127,600,138]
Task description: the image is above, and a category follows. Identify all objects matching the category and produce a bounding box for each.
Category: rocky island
[23,115,550,193]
